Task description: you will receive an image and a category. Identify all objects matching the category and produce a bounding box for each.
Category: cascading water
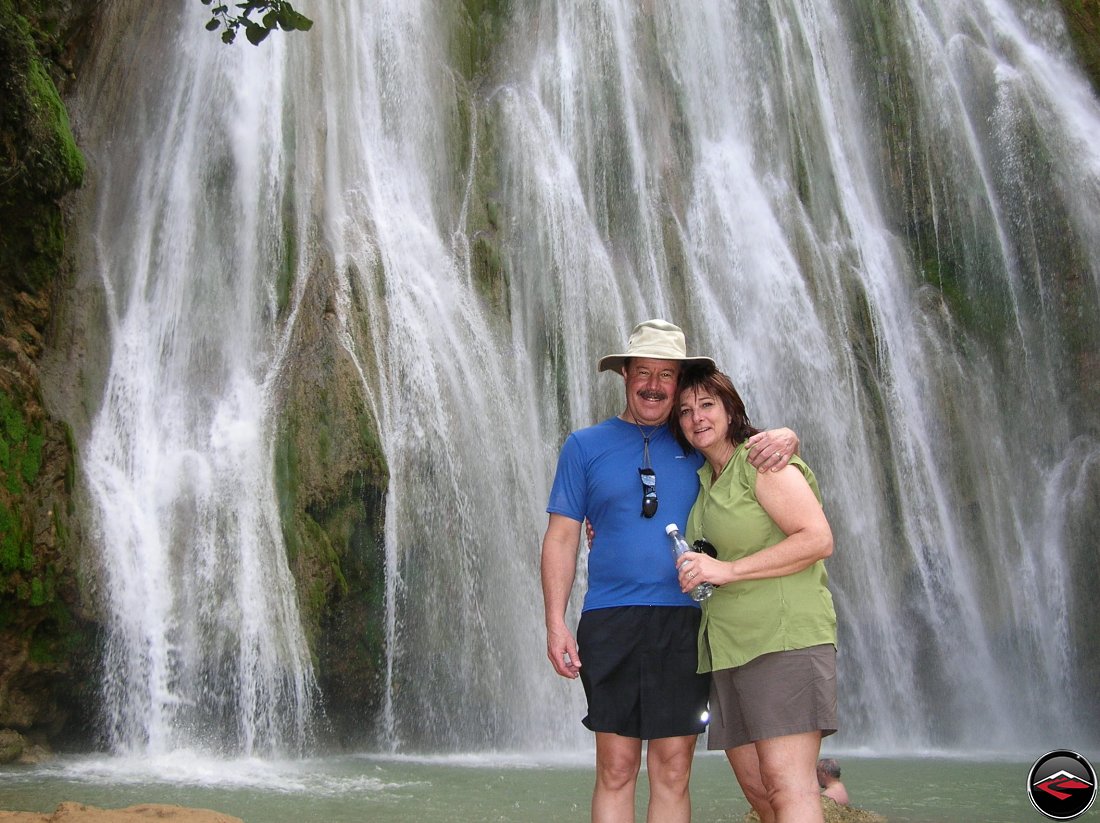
[493,0,1100,752]
[67,3,316,755]
[55,0,1099,757]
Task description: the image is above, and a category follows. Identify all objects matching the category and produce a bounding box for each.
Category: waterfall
[58,0,1100,756]
[69,2,315,755]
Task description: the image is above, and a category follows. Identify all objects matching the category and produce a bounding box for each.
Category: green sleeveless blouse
[685,442,836,672]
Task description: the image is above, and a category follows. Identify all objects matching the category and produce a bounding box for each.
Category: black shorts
[577,605,709,740]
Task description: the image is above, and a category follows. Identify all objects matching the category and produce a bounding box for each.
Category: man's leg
[644,734,697,823]
[593,732,642,823]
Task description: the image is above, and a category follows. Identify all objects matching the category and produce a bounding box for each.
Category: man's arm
[746,426,800,472]
[541,513,583,679]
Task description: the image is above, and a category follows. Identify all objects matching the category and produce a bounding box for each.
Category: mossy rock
[0,728,25,763]
[0,0,85,294]
[744,796,887,822]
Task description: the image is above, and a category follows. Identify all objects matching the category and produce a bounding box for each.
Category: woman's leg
[754,731,824,823]
[726,743,774,823]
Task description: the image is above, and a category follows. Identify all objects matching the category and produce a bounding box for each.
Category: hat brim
[597,354,716,374]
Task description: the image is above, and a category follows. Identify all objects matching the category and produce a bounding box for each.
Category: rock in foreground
[744,796,887,822]
[0,803,243,823]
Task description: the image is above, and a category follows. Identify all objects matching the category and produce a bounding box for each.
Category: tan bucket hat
[597,319,716,373]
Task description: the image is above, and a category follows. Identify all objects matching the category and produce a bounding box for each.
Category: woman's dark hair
[671,363,760,452]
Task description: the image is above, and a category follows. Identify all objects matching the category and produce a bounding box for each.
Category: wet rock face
[0,728,24,763]
[0,728,49,765]
[0,0,100,750]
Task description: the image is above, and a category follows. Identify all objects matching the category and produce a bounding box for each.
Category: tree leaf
[245,23,272,45]
[205,18,221,30]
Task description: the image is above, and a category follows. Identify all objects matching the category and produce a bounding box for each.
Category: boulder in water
[743,795,887,822]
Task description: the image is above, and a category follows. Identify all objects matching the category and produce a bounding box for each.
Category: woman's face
[677,386,729,453]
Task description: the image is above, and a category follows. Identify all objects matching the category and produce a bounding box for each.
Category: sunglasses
[639,468,658,518]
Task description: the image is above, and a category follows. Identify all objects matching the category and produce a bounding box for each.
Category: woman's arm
[676,465,832,589]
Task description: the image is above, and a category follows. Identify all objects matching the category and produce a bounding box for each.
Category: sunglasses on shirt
[639,468,657,518]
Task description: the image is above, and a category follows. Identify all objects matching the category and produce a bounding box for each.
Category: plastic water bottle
[665,523,714,601]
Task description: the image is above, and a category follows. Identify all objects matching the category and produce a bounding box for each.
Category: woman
[671,364,837,823]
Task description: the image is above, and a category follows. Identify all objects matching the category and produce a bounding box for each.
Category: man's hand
[746,427,799,472]
[546,623,582,679]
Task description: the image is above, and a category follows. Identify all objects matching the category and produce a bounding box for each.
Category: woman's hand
[676,551,730,591]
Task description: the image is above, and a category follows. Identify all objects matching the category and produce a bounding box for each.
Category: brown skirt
[706,644,838,750]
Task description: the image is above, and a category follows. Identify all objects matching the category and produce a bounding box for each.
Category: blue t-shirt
[547,417,705,611]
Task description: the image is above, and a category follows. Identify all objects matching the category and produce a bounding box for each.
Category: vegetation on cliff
[0,0,97,750]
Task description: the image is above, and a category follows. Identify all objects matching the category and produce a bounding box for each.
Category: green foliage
[201,0,314,46]
[0,391,43,494]
[0,501,22,573]
[0,389,52,609]
[0,0,86,293]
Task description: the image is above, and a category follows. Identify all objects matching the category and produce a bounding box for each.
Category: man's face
[622,358,680,426]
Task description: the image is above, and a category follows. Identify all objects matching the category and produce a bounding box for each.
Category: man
[817,758,850,806]
[541,319,797,823]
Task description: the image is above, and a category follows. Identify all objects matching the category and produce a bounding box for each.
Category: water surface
[0,752,1044,822]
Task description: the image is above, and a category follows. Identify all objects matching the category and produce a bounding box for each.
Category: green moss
[0,390,44,495]
[0,0,86,293]
[51,502,68,552]
[0,501,23,572]
[26,600,85,666]
[21,431,42,485]
[0,388,58,609]
[471,235,506,312]
[274,424,300,564]
[450,0,511,83]
[450,86,510,319]
[23,58,84,193]
[61,422,75,499]
[29,576,45,606]
[275,177,299,316]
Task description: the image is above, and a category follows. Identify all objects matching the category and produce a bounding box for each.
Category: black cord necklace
[628,415,662,518]
[628,416,661,468]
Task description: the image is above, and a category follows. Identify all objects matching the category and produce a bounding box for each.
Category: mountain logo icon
[1028,750,1097,820]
